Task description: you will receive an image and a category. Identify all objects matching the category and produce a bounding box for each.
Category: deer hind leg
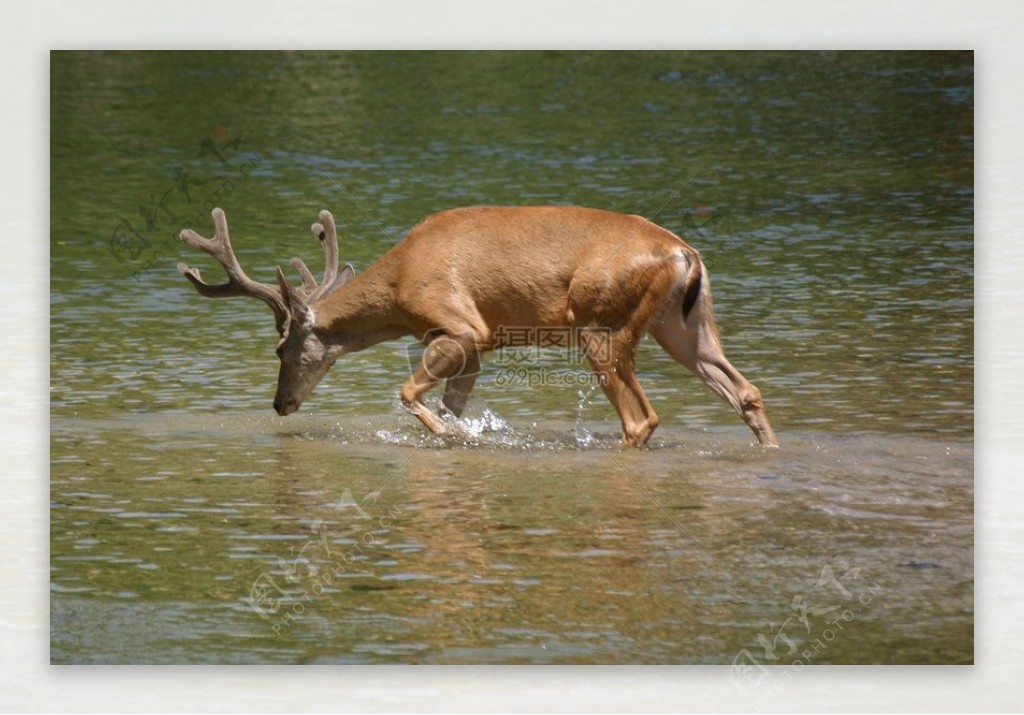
[581,328,660,447]
[401,332,480,434]
[651,305,778,447]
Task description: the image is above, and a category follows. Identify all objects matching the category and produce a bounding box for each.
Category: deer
[177,206,778,448]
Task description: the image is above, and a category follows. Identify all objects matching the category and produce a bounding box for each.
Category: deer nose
[274,397,298,416]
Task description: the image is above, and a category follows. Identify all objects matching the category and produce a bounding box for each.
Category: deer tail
[680,250,705,322]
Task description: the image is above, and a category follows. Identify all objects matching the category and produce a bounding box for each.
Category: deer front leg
[400,333,478,434]
[441,351,481,418]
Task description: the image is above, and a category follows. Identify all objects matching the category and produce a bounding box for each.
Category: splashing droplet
[574,387,597,448]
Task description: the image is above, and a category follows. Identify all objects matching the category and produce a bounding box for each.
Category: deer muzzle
[274,396,299,416]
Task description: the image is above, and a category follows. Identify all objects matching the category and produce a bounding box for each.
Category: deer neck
[313,261,407,352]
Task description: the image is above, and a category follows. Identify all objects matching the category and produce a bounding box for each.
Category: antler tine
[290,257,318,295]
[177,208,289,333]
[307,209,340,302]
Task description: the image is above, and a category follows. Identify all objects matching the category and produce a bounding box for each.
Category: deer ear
[327,263,356,294]
[276,266,313,325]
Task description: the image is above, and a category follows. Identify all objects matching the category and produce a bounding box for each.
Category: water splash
[372,404,521,449]
[363,397,632,451]
[573,386,599,448]
[450,407,514,439]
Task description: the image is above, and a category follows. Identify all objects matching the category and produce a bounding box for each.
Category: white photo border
[14,0,1015,711]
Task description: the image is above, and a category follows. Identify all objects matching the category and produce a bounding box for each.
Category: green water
[50,51,973,666]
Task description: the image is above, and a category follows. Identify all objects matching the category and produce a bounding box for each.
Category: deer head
[178,208,355,416]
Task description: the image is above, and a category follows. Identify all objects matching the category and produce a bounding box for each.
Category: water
[50,51,973,664]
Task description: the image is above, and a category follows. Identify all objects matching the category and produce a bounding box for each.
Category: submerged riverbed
[50,50,973,665]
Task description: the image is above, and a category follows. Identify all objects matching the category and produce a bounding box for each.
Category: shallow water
[50,412,971,665]
[50,51,973,665]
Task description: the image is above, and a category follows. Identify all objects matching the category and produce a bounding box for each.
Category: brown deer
[178,206,778,448]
